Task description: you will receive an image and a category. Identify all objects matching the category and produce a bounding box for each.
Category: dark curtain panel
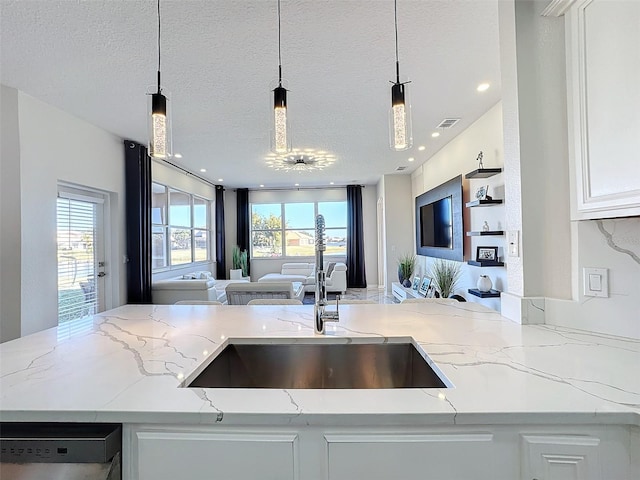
[215,185,226,279]
[346,185,367,288]
[236,188,251,276]
[124,140,152,303]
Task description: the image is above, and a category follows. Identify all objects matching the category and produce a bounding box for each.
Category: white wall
[380,175,414,294]
[411,103,505,311]
[3,87,127,337]
[239,187,378,287]
[0,85,22,342]
[503,0,572,300]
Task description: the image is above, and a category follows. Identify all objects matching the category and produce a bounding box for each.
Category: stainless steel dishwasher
[0,423,121,480]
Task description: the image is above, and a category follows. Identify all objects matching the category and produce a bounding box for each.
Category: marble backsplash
[546,216,640,339]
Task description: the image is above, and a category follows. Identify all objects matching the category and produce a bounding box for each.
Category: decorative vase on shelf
[477,275,492,292]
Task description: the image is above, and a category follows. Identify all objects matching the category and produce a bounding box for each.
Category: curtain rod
[153,158,218,188]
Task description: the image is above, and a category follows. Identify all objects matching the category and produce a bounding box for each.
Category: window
[152,183,212,270]
[251,201,347,257]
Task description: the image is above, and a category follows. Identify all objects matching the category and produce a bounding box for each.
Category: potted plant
[428,259,462,298]
[230,245,247,279]
[397,253,416,287]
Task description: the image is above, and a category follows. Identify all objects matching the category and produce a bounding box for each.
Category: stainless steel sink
[185,340,449,389]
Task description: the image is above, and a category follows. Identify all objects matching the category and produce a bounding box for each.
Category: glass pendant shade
[271,85,291,154]
[389,82,413,151]
[148,89,172,159]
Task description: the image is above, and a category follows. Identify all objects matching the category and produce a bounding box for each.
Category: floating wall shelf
[466,231,504,236]
[465,168,502,179]
[466,199,503,207]
[468,260,505,267]
[468,288,501,298]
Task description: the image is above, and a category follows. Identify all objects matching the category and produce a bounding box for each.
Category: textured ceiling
[0,0,501,188]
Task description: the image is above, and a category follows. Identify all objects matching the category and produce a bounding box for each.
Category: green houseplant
[230,245,248,279]
[397,253,416,287]
[428,259,462,298]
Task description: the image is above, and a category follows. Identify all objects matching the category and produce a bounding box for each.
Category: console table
[391,282,423,303]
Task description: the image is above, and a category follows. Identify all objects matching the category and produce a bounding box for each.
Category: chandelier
[265,149,336,172]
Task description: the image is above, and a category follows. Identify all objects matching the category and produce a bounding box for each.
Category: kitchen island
[1,301,638,479]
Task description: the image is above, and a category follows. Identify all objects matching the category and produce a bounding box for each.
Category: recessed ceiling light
[200,168,206,173]
[408,157,415,162]
[259,184,264,187]
[418,146,425,151]
[477,83,490,92]
[174,153,182,158]
[294,183,300,186]
[431,132,440,138]
[218,178,223,182]
[330,181,334,185]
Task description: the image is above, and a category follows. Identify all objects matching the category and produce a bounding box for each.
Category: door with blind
[56,190,106,324]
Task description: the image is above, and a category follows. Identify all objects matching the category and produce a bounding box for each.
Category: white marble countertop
[1,301,639,427]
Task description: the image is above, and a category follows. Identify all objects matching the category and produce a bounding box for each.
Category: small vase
[403,278,412,288]
[477,275,492,292]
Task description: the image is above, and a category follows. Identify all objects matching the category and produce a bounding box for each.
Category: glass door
[56,191,105,324]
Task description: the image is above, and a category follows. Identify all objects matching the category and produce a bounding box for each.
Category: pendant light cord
[157,0,162,93]
[394,0,400,83]
[277,0,283,86]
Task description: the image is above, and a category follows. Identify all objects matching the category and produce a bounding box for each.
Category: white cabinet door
[521,434,601,480]
[133,429,298,480]
[566,0,640,219]
[324,432,497,480]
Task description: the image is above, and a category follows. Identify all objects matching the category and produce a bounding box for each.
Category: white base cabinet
[124,424,637,480]
[325,432,495,480]
[521,434,601,480]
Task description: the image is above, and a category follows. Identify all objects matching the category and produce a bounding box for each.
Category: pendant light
[148,0,172,159]
[389,0,412,151]
[271,0,291,154]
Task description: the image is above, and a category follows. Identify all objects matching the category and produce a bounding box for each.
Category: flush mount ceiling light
[264,148,337,172]
[147,0,172,159]
[271,0,291,154]
[389,0,412,151]
[477,82,490,92]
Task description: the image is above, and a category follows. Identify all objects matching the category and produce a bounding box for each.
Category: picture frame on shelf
[476,246,499,262]
[475,185,489,200]
[412,275,421,291]
[418,276,432,296]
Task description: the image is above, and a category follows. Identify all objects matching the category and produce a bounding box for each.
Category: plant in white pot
[429,259,462,298]
[397,253,416,288]
[230,245,247,279]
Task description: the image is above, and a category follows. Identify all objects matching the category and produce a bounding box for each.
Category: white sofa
[225,281,304,305]
[152,273,248,304]
[258,262,347,294]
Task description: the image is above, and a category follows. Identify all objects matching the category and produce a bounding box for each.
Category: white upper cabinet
[566,0,640,219]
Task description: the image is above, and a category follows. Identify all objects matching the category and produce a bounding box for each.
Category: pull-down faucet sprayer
[314,214,339,334]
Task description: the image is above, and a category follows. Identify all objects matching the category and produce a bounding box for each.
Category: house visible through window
[152,183,212,270]
[251,201,347,257]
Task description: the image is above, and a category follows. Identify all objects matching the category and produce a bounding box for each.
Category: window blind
[56,197,98,323]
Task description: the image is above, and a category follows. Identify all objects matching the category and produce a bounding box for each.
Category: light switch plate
[508,230,520,257]
[583,267,608,297]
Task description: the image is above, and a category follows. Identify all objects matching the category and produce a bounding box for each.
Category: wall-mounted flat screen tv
[415,175,463,261]
[419,196,453,249]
